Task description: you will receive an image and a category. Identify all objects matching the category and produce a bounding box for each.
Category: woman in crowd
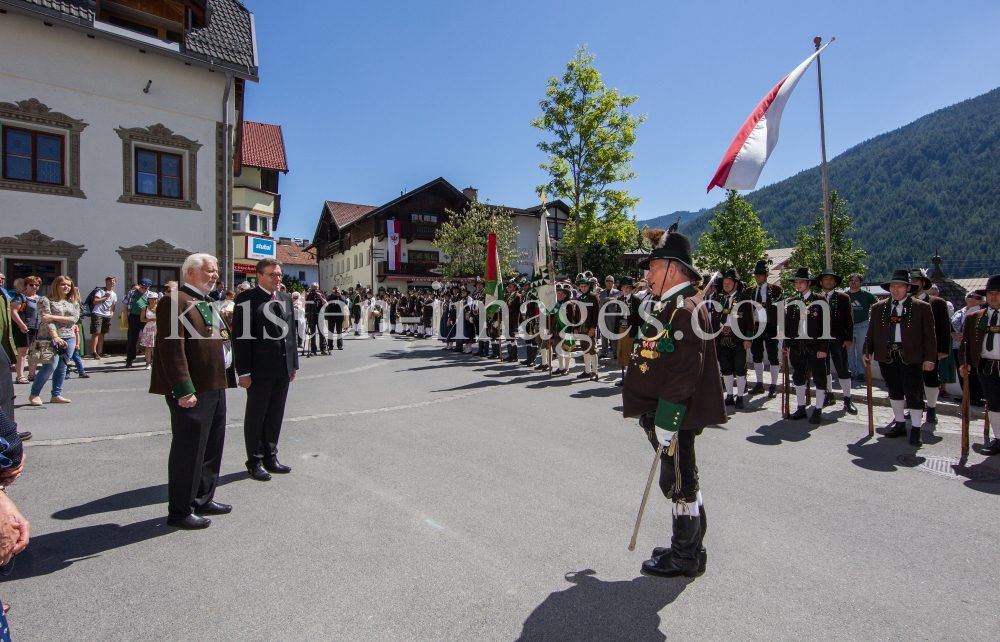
[9,276,41,384]
[28,275,80,405]
[219,290,236,328]
[139,291,159,370]
[66,287,90,379]
[291,291,305,347]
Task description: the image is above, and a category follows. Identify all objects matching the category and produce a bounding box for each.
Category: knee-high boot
[642,507,702,578]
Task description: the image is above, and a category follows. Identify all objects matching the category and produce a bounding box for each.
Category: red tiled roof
[325,201,376,228]
[276,241,316,266]
[241,122,288,172]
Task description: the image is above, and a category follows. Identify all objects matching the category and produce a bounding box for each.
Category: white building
[309,177,570,293]
[0,0,258,345]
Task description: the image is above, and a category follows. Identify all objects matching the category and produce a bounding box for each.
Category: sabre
[961,368,970,455]
[866,359,874,437]
[629,441,665,551]
[986,402,992,446]
[782,351,790,419]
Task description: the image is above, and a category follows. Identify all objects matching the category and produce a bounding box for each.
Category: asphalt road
[5,336,999,641]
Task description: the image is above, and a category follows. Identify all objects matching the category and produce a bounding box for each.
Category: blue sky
[244,0,1000,240]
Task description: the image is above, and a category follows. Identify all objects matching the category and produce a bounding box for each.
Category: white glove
[655,427,675,450]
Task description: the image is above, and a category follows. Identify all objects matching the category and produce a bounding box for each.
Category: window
[248,214,258,232]
[2,127,63,185]
[410,213,438,224]
[261,169,279,193]
[299,271,306,281]
[261,216,270,236]
[548,220,565,241]
[4,259,61,297]
[135,149,182,198]
[409,250,440,264]
[137,265,180,295]
[232,212,241,232]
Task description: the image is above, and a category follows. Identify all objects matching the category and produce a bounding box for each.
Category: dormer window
[100,2,185,44]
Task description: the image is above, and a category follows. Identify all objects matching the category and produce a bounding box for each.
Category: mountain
[638,207,712,231]
[680,87,1000,280]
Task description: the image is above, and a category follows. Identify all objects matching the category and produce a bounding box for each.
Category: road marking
[288,437,300,442]
[425,520,445,529]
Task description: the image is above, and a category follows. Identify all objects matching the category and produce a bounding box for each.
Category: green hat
[816,269,842,287]
[637,228,696,273]
[753,259,771,276]
[790,267,816,285]
[720,268,743,290]
[575,271,595,285]
[909,268,932,290]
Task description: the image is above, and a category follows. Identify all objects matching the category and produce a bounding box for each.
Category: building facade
[0,0,258,344]
[309,177,569,293]
[231,120,287,283]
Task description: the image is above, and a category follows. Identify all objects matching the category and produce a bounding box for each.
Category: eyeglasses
[26,283,39,288]
[968,295,983,300]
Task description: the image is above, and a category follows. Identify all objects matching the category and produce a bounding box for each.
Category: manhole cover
[897,455,1000,483]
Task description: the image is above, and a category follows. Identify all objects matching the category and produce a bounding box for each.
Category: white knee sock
[911,409,923,426]
[828,374,834,391]
[991,412,1000,439]
[770,365,780,383]
[541,349,550,366]
[840,378,852,400]
[754,362,764,383]
[736,376,746,396]
[796,385,806,407]
[925,386,939,408]
[814,388,826,408]
[891,399,906,422]
[723,375,734,396]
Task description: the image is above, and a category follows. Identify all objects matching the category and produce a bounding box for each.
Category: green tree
[694,190,775,280]
[281,274,306,293]
[433,201,525,280]
[531,45,646,273]
[557,215,643,280]
[780,191,868,291]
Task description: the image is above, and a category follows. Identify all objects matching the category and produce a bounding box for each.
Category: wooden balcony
[377,261,442,280]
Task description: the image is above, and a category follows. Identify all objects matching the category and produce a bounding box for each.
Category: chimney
[463,187,478,202]
[278,237,292,245]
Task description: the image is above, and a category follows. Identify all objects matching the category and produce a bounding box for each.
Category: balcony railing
[377,261,441,278]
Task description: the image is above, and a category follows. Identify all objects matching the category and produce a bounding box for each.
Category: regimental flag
[707,42,832,193]
[485,233,503,317]
[530,207,557,314]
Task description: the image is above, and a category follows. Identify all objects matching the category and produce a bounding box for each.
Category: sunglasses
[968,295,983,299]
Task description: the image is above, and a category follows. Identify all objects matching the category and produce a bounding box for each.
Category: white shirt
[722,292,738,330]
[891,297,909,343]
[753,284,769,322]
[92,288,117,317]
[798,291,812,337]
[982,307,1000,360]
[187,283,233,371]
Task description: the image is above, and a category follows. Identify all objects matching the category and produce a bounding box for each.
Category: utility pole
[815,36,833,270]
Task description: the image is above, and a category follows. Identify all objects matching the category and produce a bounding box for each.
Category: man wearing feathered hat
[575,271,602,381]
[614,276,642,387]
[909,268,954,426]
[816,269,857,415]
[709,268,752,409]
[745,259,783,398]
[863,269,937,446]
[782,268,831,425]
[958,274,1000,455]
[623,225,726,579]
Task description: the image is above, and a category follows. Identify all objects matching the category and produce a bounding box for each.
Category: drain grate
[897,455,1000,483]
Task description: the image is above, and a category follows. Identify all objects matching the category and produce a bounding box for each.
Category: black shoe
[789,407,808,420]
[809,407,822,424]
[725,394,734,406]
[982,439,1000,456]
[17,431,31,442]
[535,363,548,371]
[925,408,937,425]
[734,395,744,410]
[971,399,986,408]
[909,426,922,447]
[166,514,211,530]
[79,372,90,378]
[576,371,590,379]
[749,382,765,395]
[844,398,858,415]
[246,462,272,482]
[124,362,133,368]
[614,380,624,387]
[194,501,232,516]
[652,504,707,576]
[768,383,777,399]
[884,421,908,438]
[641,515,701,578]
[263,458,291,474]
[598,352,608,359]
[823,394,837,408]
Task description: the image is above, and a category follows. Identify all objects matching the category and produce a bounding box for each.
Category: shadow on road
[51,472,246,520]
[745,417,817,446]
[9,516,173,579]
[513,569,689,642]
[570,385,622,399]
[846,435,914,472]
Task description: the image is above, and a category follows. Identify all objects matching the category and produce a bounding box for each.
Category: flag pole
[815,36,834,270]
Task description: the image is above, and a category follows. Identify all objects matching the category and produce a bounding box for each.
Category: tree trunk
[576,248,583,274]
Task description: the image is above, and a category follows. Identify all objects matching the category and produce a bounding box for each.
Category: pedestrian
[710,268,752,409]
[782,268,830,425]
[10,276,41,385]
[28,275,79,406]
[909,269,952,426]
[847,273,878,380]
[623,227,725,579]
[0,273,7,301]
[928,285,957,398]
[816,269,857,414]
[744,260,782,398]
[208,279,226,302]
[139,291,159,370]
[503,279,522,362]
[125,279,151,368]
[598,275,621,359]
[575,272,601,381]
[150,253,235,529]
[953,291,985,406]
[958,274,1000,455]
[863,269,937,446]
[163,281,177,297]
[304,283,328,355]
[218,290,236,328]
[325,287,348,350]
[549,283,579,375]
[234,258,298,482]
[88,276,117,359]
[291,291,305,348]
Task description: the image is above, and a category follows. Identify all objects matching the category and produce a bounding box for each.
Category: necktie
[988,310,996,352]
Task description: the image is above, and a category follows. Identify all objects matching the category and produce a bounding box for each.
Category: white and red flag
[708,42,832,192]
[387,219,401,270]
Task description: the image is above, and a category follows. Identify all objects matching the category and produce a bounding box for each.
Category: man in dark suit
[743,259,783,398]
[710,268,753,409]
[817,269,857,414]
[959,274,1000,455]
[150,253,237,530]
[782,268,831,425]
[325,287,348,350]
[910,268,953,425]
[234,258,299,482]
[208,279,226,302]
[304,283,327,355]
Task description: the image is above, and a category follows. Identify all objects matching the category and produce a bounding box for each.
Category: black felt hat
[816,269,842,288]
[881,269,920,293]
[753,259,771,276]
[637,228,696,273]
[719,268,743,290]
[620,276,634,288]
[909,268,933,291]
[975,274,1000,296]
[790,267,816,285]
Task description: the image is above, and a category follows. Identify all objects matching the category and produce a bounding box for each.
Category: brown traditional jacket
[917,293,953,355]
[863,296,935,364]
[623,285,727,433]
[150,287,236,398]
[578,291,601,331]
[783,291,831,352]
[959,306,1000,368]
[818,290,854,342]
[710,289,755,340]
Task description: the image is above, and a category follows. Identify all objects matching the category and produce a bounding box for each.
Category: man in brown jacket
[744,259,783,398]
[958,274,1000,455]
[782,268,831,425]
[909,268,953,425]
[150,253,237,529]
[863,269,936,446]
[623,227,726,580]
[576,272,601,381]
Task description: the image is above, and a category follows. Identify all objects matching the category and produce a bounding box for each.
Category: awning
[234,262,256,274]
[383,276,474,283]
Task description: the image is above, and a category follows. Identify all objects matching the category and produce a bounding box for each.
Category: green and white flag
[531,207,557,314]
[485,233,503,317]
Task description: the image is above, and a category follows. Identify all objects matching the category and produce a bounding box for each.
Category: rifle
[782,351,790,419]
[961,368,970,456]
[986,402,992,446]
[866,359,874,437]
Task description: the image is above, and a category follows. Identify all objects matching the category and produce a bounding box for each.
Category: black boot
[809,407,823,424]
[823,393,837,408]
[885,421,908,438]
[725,394,734,406]
[982,438,1000,456]
[789,406,808,420]
[768,383,777,398]
[507,344,518,362]
[925,407,937,425]
[843,397,858,415]
[733,395,744,410]
[749,382,765,395]
[641,514,702,578]
[524,346,537,366]
[653,506,707,575]
[490,343,499,359]
[909,425,922,447]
